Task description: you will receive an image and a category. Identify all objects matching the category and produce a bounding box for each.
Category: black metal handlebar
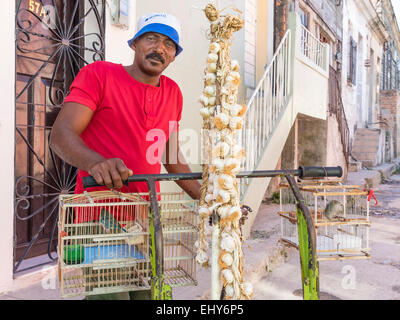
[82,166,342,189]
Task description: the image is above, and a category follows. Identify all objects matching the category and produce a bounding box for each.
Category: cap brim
[127,23,183,56]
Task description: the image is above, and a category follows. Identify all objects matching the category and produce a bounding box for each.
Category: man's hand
[88,158,133,189]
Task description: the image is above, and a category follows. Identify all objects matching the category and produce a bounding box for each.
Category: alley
[253,174,400,300]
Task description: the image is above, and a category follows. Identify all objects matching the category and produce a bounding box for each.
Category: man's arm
[163,131,201,200]
[50,102,132,189]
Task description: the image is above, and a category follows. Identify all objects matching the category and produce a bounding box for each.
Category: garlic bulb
[208,63,217,73]
[199,206,211,218]
[229,117,243,130]
[200,107,210,119]
[229,104,242,117]
[199,95,210,106]
[221,252,233,266]
[212,158,225,171]
[216,189,230,204]
[205,72,217,85]
[242,282,253,296]
[215,141,230,158]
[218,174,234,190]
[222,268,234,283]
[232,145,245,159]
[238,104,247,117]
[218,206,230,219]
[224,158,241,174]
[225,284,234,298]
[207,53,219,63]
[230,71,241,87]
[231,60,240,72]
[214,113,230,130]
[196,250,209,265]
[205,193,213,204]
[209,42,220,53]
[229,206,242,219]
[208,96,216,106]
[204,85,216,97]
[220,234,235,252]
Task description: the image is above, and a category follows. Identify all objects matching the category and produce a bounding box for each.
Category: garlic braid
[197,3,253,300]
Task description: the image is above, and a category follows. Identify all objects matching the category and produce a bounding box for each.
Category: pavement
[1,159,400,300]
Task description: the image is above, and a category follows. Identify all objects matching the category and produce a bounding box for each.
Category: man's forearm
[163,162,202,200]
[50,127,105,172]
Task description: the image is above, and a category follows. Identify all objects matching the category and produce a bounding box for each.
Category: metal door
[14,0,105,273]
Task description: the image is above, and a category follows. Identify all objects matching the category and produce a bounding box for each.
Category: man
[50,13,201,300]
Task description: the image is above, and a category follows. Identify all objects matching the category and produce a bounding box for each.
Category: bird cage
[58,191,199,298]
[278,181,371,261]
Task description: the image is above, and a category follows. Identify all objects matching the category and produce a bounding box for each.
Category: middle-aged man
[50,12,201,300]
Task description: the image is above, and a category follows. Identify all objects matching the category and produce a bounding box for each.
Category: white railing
[239,30,292,199]
[298,24,329,73]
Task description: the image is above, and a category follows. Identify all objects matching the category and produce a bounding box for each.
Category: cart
[58,166,343,300]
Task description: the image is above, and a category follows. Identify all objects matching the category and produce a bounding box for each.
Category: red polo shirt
[64,61,182,219]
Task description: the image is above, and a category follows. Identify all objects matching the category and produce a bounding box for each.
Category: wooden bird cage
[278,181,371,261]
[58,191,198,298]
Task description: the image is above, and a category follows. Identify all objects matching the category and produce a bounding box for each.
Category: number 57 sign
[28,0,56,30]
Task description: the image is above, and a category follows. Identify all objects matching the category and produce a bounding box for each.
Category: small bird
[323,200,344,220]
[99,208,125,233]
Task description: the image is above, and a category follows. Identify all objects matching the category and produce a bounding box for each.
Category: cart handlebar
[82,166,342,189]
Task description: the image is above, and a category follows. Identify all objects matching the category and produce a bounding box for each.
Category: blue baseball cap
[128,13,183,56]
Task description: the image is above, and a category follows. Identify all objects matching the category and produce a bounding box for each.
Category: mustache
[146,52,165,64]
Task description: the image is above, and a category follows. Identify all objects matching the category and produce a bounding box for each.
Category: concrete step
[352,146,379,153]
[359,159,378,167]
[353,143,379,149]
[346,168,382,188]
[355,128,381,134]
[376,163,398,180]
[355,131,380,136]
[352,152,378,161]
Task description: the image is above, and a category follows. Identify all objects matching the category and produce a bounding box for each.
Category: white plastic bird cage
[58,191,199,298]
[278,181,371,261]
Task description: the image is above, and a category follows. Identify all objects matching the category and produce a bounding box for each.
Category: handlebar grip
[82,176,101,189]
[299,166,343,179]
[82,176,130,189]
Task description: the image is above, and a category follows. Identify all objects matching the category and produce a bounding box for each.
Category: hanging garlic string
[196,3,253,300]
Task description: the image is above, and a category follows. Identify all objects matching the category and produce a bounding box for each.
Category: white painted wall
[104,0,137,65]
[342,0,384,139]
[0,2,16,293]
[84,0,136,65]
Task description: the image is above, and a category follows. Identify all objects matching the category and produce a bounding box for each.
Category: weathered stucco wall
[297,115,328,166]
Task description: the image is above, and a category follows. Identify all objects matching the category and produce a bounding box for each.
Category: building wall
[341,0,384,140]
[380,90,400,159]
[0,1,16,293]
